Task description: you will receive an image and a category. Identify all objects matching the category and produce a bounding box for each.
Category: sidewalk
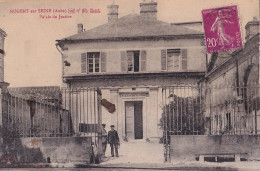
[77,140,260,170]
[1,141,260,170]
[101,140,164,164]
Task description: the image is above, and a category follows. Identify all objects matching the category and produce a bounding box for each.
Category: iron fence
[161,84,204,162]
[206,83,260,135]
[61,87,102,143]
[2,87,102,140]
[162,83,260,162]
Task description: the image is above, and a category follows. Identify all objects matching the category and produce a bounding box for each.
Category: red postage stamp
[202,5,243,53]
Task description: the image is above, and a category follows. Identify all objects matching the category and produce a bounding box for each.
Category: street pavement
[1,140,260,170]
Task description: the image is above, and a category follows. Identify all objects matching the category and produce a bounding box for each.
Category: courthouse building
[56,1,206,140]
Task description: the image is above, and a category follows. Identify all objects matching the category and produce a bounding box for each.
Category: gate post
[96,88,103,159]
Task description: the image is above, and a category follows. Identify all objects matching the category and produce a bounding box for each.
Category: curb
[74,164,239,170]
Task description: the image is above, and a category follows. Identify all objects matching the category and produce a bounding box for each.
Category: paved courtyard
[102,140,164,165]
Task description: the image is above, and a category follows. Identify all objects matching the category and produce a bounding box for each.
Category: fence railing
[205,84,260,135]
[161,84,204,136]
[2,87,102,139]
[61,88,102,140]
[161,83,260,162]
[161,84,204,162]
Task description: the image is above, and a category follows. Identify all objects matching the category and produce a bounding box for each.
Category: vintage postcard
[0,0,259,170]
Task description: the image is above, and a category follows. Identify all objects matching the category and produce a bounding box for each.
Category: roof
[60,14,203,41]
[207,51,232,73]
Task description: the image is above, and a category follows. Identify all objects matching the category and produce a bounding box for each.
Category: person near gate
[101,123,107,155]
[107,125,120,157]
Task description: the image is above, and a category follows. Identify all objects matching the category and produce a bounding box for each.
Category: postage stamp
[202,5,243,53]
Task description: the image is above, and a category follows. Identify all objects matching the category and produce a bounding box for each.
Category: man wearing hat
[107,125,120,157]
[101,124,107,155]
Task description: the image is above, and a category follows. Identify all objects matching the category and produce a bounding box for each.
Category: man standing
[101,124,107,155]
[107,125,120,157]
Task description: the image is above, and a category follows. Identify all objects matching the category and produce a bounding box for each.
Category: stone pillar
[148,87,159,138]
[109,88,120,135]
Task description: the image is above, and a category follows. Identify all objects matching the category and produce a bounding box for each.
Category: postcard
[0,0,259,170]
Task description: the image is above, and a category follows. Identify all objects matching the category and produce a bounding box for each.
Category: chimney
[140,0,157,20]
[107,4,119,22]
[245,17,259,41]
[77,23,83,33]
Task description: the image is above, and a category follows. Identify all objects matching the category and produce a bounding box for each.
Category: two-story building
[56,1,206,140]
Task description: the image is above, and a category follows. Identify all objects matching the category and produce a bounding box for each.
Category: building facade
[56,2,206,140]
[0,28,8,134]
[202,17,260,135]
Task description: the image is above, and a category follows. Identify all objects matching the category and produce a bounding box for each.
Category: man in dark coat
[107,125,120,157]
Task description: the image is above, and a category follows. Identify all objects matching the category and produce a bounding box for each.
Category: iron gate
[61,87,102,148]
[161,84,204,162]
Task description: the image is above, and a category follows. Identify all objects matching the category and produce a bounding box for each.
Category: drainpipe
[55,43,65,83]
[206,53,208,75]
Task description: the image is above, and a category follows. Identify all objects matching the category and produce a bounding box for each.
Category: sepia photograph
[0,0,259,170]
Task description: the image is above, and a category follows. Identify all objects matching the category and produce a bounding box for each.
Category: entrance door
[134,101,143,139]
[125,101,143,139]
[125,102,135,139]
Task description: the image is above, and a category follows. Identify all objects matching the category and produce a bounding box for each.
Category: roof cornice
[56,34,204,45]
[63,71,205,82]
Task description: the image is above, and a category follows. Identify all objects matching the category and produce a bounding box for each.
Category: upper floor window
[121,50,146,72]
[161,49,187,71]
[81,52,106,73]
[88,52,100,73]
[127,51,140,72]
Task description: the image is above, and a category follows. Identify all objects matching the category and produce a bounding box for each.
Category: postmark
[202,5,243,53]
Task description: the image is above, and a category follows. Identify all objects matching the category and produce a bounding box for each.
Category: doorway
[125,101,143,139]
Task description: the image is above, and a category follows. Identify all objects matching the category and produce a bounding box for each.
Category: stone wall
[1,137,92,164]
[170,135,260,161]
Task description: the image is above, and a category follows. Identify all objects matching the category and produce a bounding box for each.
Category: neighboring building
[56,1,206,140]
[0,28,7,83]
[0,28,8,132]
[202,17,260,135]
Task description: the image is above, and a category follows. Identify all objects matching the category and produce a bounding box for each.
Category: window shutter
[161,49,167,70]
[140,50,146,71]
[121,51,127,72]
[181,49,188,71]
[100,52,106,72]
[81,53,87,73]
[127,51,134,72]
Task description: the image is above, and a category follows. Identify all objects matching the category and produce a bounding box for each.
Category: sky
[0,0,258,87]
